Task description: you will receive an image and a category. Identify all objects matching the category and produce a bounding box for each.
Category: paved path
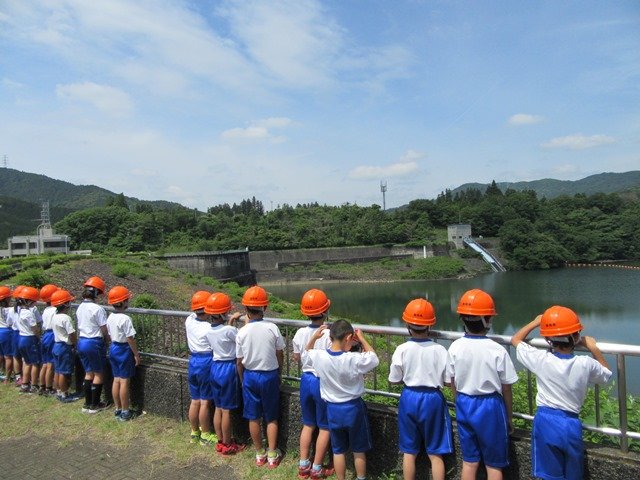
[0,435,238,480]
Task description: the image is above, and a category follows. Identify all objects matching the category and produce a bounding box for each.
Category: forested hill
[452,171,640,199]
[0,167,183,210]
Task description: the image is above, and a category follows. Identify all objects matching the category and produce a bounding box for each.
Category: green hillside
[0,167,184,210]
[0,195,73,242]
[452,171,640,198]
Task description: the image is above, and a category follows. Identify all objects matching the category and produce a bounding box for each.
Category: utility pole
[380,180,387,211]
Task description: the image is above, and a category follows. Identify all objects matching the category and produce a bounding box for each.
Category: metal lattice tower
[380,181,387,211]
[37,201,52,236]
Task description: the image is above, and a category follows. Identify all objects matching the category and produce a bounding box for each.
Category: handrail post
[616,354,628,452]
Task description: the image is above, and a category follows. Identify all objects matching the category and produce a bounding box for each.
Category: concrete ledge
[132,357,640,479]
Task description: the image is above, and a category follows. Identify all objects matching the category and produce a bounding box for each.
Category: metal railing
[117,307,639,453]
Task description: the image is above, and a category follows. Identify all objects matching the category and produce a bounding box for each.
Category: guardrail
[100,306,638,453]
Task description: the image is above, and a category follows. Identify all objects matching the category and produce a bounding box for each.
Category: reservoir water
[268,268,640,394]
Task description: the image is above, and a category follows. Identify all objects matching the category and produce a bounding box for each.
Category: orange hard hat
[19,286,40,302]
[108,285,132,305]
[242,286,269,307]
[191,290,211,311]
[540,305,583,337]
[205,292,233,315]
[300,289,330,316]
[402,298,436,326]
[0,286,11,301]
[40,284,59,303]
[12,285,25,298]
[51,289,75,307]
[84,276,106,293]
[457,289,497,316]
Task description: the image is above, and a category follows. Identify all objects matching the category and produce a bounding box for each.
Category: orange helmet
[12,285,25,298]
[191,291,211,311]
[540,305,583,337]
[300,289,330,316]
[108,286,132,305]
[205,292,233,315]
[402,298,436,326]
[0,286,11,301]
[18,286,40,302]
[457,289,497,316]
[84,276,106,293]
[51,289,75,307]
[40,284,59,303]
[242,286,269,307]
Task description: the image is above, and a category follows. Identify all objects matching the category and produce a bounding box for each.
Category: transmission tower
[2,155,7,168]
[380,181,387,211]
[37,201,52,236]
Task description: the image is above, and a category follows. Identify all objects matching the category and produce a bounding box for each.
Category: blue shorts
[18,335,42,366]
[456,392,509,467]
[300,372,329,429]
[188,352,213,401]
[109,342,135,379]
[77,337,107,373]
[0,328,13,357]
[211,359,240,410]
[41,330,55,364]
[242,369,280,422]
[12,330,21,359]
[398,386,453,455]
[533,406,583,480]
[53,342,74,375]
[327,398,372,454]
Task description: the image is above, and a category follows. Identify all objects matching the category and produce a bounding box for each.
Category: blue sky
[1,1,638,210]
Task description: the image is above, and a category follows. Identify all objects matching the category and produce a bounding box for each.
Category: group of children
[185,284,610,480]
[1,279,611,480]
[0,277,140,421]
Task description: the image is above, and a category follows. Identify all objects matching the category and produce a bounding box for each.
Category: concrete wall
[250,245,433,272]
[131,356,640,479]
[162,250,255,285]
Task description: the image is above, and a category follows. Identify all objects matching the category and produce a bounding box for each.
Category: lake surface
[268,268,640,394]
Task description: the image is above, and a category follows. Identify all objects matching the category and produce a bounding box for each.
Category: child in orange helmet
[50,289,77,402]
[76,276,110,413]
[236,286,285,468]
[389,299,453,480]
[185,290,217,445]
[204,292,244,455]
[38,284,59,395]
[106,286,141,422]
[0,286,14,383]
[511,306,611,480]
[447,289,518,480]
[292,289,334,479]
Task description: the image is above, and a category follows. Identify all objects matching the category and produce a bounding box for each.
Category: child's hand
[354,328,365,343]
[580,336,597,349]
[312,325,328,340]
[134,352,141,366]
[533,314,543,326]
[228,312,242,326]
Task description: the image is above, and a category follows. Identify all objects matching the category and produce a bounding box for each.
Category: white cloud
[218,0,343,88]
[508,113,544,125]
[349,150,423,180]
[221,126,270,140]
[551,164,579,175]
[254,117,293,128]
[2,77,24,89]
[56,82,133,117]
[541,134,616,150]
[221,117,293,143]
